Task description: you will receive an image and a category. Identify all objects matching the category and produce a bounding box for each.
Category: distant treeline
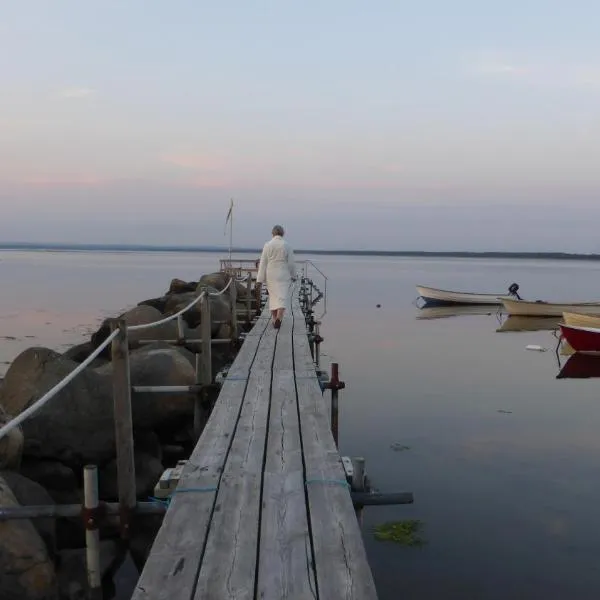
[1,242,600,261]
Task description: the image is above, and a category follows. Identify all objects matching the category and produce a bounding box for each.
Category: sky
[2,1,600,251]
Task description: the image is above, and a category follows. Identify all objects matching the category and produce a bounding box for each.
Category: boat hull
[559,324,600,354]
[416,285,507,306]
[562,312,600,328]
[503,298,600,317]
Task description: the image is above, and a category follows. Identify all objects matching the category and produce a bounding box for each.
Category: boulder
[57,540,122,600]
[62,342,94,364]
[0,348,115,466]
[165,287,230,335]
[137,297,168,314]
[0,403,24,469]
[19,459,77,493]
[98,452,164,501]
[0,471,56,560]
[96,343,197,429]
[91,305,192,357]
[167,278,197,295]
[198,272,230,292]
[0,344,197,466]
[0,474,57,600]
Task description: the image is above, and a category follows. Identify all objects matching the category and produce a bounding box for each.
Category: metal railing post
[83,465,103,600]
[229,276,238,347]
[246,271,252,322]
[109,319,136,541]
[325,363,345,448]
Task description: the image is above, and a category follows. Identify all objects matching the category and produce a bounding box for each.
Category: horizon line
[2,242,600,260]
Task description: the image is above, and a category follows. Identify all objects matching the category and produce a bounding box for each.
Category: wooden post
[351,457,366,526]
[228,275,238,345]
[201,290,212,386]
[246,271,252,322]
[109,319,136,540]
[176,315,185,344]
[83,465,103,600]
[194,353,202,439]
[330,362,340,447]
[193,290,212,439]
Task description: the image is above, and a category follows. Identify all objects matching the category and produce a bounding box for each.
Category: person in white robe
[256,225,296,328]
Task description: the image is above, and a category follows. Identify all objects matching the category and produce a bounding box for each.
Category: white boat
[502,298,600,317]
[562,312,600,328]
[416,285,510,306]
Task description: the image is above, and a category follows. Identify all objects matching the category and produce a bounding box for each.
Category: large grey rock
[137,296,168,314]
[0,474,57,600]
[0,403,24,469]
[165,286,230,334]
[0,344,197,466]
[0,471,56,560]
[97,343,197,429]
[19,459,77,493]
[98,451,164,501]
[0,348,115,466]
[167,278,197,295]
[199,271,249,301]
[91,305,193,357]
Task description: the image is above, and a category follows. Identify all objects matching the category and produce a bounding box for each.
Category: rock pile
[0,272,253,599]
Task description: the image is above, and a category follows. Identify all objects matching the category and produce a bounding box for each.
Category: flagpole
[229,198,233,262]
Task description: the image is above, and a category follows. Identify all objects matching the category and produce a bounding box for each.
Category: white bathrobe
[256,235,296,310]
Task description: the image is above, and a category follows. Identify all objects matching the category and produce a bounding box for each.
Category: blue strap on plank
[149,486,218,507]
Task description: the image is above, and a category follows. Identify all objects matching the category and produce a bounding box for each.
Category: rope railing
[128,275,235,332]
[0,273,246,440]
[0,329,119,441]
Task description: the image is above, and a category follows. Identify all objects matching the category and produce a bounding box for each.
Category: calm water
[2,250,600,599]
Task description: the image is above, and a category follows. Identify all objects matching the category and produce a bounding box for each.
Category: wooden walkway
[132,287,377,600]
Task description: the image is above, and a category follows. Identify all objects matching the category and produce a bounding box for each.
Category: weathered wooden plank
[131,314,270,600]
[291,302,378,600]
[256,312,316,599]
[193,325,277,600]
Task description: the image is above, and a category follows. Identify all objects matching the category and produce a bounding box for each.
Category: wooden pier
[132,284,378,600]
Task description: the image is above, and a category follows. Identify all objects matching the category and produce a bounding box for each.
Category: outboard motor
[508,283,521,299]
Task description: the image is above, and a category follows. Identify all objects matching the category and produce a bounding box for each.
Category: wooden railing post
[109,319,136,540]
[246,271,252,323]
[176,315,185,344]
[194,290,212,439]
[229,276,238,345]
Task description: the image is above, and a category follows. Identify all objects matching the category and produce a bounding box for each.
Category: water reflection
[496,315,560,332]
[557,353,600,379]
[416,305,499,320]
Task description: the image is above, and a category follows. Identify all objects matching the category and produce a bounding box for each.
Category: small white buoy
[526,344,547,352]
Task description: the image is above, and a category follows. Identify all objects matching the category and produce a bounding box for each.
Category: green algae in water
[373,520,425,546]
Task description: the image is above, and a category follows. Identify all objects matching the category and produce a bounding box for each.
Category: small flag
[225,198,233,224]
